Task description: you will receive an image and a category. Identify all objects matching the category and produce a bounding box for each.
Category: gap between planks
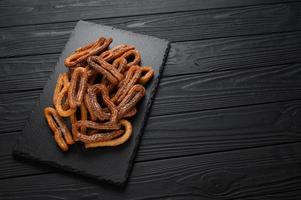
[1,2,301,58]
[0,141,300,182]
[0,0,299,28]
[0,137,300,181]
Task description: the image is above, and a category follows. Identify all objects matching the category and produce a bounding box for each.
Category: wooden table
[0,1,301,199]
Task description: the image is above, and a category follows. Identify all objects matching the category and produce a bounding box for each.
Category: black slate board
[13,20,170,186]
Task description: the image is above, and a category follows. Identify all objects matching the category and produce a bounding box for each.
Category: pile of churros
[44,37,154,151]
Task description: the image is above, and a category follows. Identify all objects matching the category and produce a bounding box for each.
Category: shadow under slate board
[13,20,170,186]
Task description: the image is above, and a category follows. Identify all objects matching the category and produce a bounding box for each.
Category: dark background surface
[14,20,169,186]
[0,0,301,199]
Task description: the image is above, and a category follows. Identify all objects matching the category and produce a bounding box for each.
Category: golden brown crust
[70,104,88,140]
[72,120,120,140]
[87,56,124,85]
[100,44,134,62]
[118,84,145,118]
[84,119,132,148]
[100,57,128,93]
[53,73,76,117]
[77,130,124,143]
[44,107,74,151]
[119,49,141,69]
[85,84,118,122]
[53,73,69,105]
[44,38,155,151]
[64,37,112,68]
[122,107,137,118]
[112,65,142,105]
[68,67,88,108]
[139,66,154,85]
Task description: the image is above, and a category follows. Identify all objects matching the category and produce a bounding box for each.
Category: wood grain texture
[0,0,298,27]
[1,2,301,57]
[0,0,300,198]
[2,30,301,83]
[1,143,301,199]
[0,90,41,134]
[153,63,301,116]
[1,100,300,179]
[0,55,55,93]
[1,60,300,133]
[0,55,57,133]
[165,31,301,76]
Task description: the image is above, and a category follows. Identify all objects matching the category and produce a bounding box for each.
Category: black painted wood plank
[0,55,55,133]
[142,100,301,160]
[0,0,297,27]
[0,90,41,134]
[1,60,300,133]
[1,2,301,57]
[1,30,300,85]
[1,143,301,199]
[166,31,301,76]
[0,99,300,179]
[153,63,301,116]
